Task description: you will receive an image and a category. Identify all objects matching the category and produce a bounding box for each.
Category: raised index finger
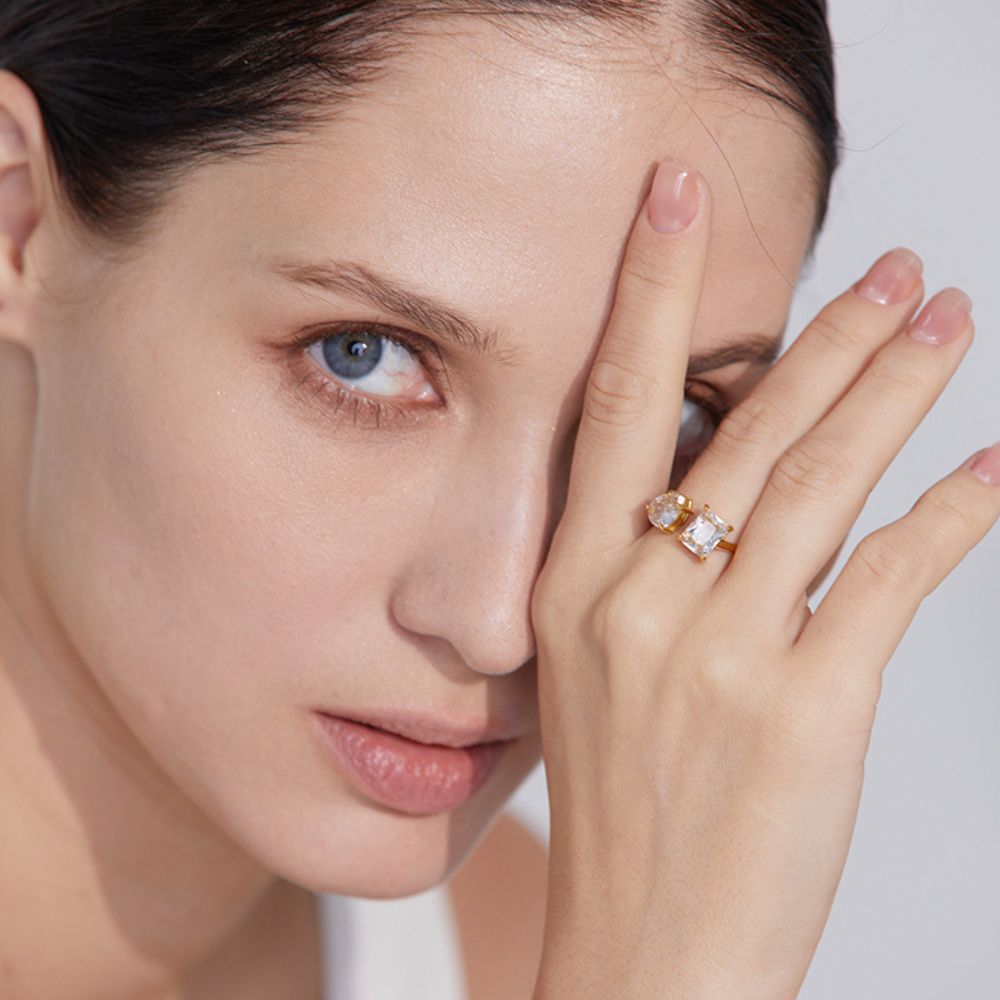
[559,159,712,554]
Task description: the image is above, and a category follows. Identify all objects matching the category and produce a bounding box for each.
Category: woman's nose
[388,432,565,677]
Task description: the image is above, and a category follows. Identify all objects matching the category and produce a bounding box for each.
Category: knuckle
[620,242,681,299]
[683,633,773,723]
[584,356,657,429]
[915,487,981,538]
[865,352,926,399]
[712,391,795,456]
[807,306,867,354]
[596,581,664,658]
[851,529,926,591]
[771,435,854,502]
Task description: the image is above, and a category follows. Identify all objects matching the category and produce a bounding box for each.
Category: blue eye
[306,326,437,402]
[288,322,442,430]
[320,327,384,378]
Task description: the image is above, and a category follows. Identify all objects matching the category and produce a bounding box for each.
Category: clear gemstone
[678,507,728,559]
[647,493,684,532]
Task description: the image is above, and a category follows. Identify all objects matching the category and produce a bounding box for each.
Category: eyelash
[684,384,730,428]
[288,322,732,431]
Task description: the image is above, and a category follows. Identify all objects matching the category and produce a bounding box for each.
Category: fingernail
[970,440,1000,486]
[908,287,973,346]
[647,161,702,234]
[855,247,923,305]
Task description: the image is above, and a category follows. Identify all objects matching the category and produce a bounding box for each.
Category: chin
[200,731,540,901]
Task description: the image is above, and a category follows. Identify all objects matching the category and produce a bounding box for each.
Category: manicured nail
[647,161,702,234]
[970,441,1000,486]
[908,287,973,346]
[855,247,923,305]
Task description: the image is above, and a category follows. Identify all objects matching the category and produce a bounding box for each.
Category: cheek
[24,322,402,807]
[23,314,540,890]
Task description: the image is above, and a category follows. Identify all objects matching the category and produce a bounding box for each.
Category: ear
[0,68,52,346]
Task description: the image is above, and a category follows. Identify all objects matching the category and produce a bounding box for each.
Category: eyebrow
[266,255,784,375]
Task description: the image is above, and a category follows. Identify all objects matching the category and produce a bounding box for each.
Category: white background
[508,2,1000,996]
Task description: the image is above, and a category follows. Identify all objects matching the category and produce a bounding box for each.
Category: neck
[0,339,320,999]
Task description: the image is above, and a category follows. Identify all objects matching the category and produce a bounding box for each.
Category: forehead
[175,15,818,367]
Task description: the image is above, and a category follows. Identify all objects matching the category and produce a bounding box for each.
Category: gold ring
[645,491,739,562]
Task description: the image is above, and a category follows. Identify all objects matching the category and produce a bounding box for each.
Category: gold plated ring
[645,490,739,562]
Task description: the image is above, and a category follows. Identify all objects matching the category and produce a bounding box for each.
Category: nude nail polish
[971,441,1000,486]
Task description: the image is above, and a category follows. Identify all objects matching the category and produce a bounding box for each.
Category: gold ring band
[645,490,739,562]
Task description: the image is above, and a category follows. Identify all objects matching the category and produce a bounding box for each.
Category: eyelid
[683,380,729,423]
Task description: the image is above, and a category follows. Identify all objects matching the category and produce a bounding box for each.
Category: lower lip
[314,713,510,815]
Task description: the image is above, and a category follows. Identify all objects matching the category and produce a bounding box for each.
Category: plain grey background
[507,2,1000,996]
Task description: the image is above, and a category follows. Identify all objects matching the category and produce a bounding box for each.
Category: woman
[1,2,996,998]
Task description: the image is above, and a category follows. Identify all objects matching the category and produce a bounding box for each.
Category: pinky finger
[796,441,1000,677]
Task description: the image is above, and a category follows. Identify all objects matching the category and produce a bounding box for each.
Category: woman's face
[13,18,818,894]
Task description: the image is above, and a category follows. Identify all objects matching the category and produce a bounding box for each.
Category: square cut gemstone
[678,507,729,559]
[647,493,686,532]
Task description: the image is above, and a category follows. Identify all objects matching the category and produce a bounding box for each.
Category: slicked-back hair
[1,1,839,252]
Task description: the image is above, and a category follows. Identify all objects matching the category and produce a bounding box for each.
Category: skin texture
[0,14,821,999]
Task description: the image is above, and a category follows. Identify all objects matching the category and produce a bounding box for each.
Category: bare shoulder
[446,811,549,1000]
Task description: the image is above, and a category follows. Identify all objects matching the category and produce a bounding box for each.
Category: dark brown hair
[0,1,839,252]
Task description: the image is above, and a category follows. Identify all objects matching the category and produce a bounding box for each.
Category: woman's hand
[528,159,999,1000]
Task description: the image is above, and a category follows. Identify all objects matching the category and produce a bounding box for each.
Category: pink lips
[315,712,510,815]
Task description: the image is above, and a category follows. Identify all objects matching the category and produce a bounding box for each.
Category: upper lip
[317,706,522,748]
